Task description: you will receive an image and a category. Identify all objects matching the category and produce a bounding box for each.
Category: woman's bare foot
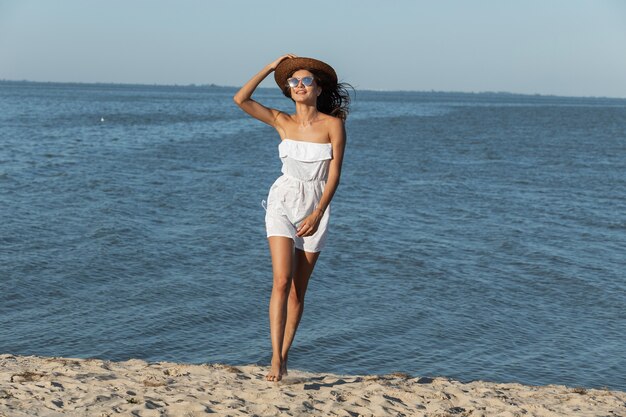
[266,357,283,382]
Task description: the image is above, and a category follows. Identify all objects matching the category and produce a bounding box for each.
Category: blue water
[1,81,625,391]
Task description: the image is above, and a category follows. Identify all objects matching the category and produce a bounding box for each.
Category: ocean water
[1,81,625,391]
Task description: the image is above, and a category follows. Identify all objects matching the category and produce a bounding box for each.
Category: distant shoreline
[2,78,625,101]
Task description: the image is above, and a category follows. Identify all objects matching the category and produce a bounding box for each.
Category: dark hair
[281,68,354,121]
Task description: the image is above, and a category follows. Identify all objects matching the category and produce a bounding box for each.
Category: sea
[1,80,625,391]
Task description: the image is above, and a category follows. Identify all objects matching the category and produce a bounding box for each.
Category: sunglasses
[287,76,315,88]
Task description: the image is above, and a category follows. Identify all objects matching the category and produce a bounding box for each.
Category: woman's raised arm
[233,54,296,126]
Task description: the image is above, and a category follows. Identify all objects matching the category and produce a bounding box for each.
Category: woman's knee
[288,284,307,306]
[272,274,291,294]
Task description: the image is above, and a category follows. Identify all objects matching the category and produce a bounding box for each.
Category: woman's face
[289,69,321,103]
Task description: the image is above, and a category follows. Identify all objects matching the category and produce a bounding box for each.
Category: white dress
[263,139,332,253]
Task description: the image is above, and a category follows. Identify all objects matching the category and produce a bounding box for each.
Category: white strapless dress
[263,139,332,253]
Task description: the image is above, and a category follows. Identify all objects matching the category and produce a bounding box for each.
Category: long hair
[281,69,354,121]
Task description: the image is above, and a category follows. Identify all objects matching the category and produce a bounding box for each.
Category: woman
[233,54,350,382]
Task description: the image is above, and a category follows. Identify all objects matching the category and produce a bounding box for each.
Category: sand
[0,354,624,416]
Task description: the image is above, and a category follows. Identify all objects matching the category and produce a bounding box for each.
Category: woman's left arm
[296,119,346,237]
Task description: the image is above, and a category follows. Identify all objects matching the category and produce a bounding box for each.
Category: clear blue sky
[2,0,626,97]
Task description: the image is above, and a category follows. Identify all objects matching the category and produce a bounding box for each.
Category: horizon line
[1,78,625,101]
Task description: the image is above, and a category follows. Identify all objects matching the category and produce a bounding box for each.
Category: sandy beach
[0,354,624,416]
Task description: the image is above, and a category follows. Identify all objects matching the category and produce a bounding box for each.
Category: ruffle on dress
[279,139,332,162]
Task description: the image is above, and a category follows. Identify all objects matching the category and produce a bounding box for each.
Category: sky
[1,0,626,97]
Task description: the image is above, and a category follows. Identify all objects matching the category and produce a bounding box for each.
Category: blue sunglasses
[287,76,315,88]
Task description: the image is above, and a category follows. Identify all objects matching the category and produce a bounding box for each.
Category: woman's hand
[233,54,298,125]
[296,210,323,237]
[269,54,297,71]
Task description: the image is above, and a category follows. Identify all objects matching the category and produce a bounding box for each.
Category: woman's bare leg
[280,248,320,376]
[266,236,294,382]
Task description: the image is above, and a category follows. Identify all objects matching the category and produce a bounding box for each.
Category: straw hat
[274,57,338,89]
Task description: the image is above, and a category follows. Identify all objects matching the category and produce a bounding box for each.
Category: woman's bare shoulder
[320,113,344,129]
[325,116,345,146]
[325,114,344,130]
